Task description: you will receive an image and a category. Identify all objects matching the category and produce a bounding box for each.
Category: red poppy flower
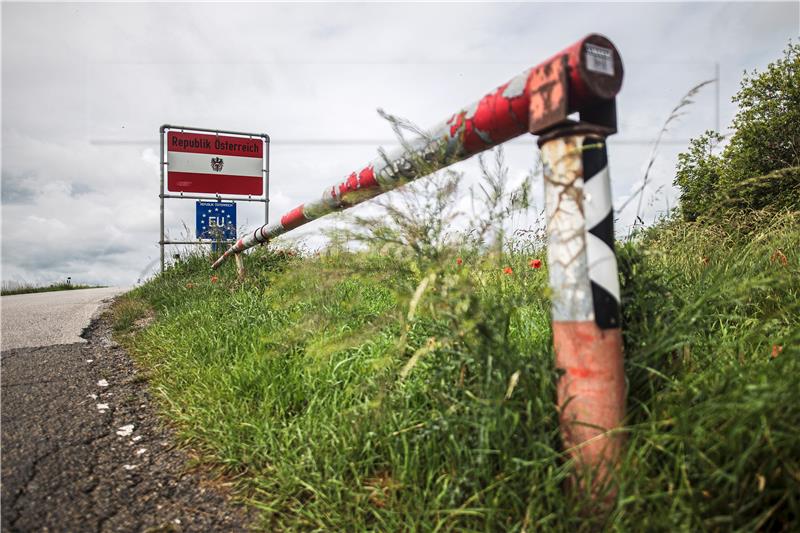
[456,257,463,266]
[210,275,219,283]
[770,249,788,266]
[503,267,513,275]
[530,259,542,269]
[771,344,783,358]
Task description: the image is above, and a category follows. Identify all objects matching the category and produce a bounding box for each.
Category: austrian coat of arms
[210,157,224,172]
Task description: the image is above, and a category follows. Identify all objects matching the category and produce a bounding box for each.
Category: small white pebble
[135,448,147,456]
[96,403,109,411]
[88,393,98,400]
[97,379,109,387]
[130,435,143,443]
[173,519,181,525]
[123,464,138,470]
[116,424,134,437]
[86,359,93,363]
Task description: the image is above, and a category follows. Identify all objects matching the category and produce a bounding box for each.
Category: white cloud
[2,2,798,284]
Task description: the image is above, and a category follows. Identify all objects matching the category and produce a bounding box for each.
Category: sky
[2,1,798,287]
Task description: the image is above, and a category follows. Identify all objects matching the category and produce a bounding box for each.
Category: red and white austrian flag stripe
[168,151,262,177]
[167,132,262,176]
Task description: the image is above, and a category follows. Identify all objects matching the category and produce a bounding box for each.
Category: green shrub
[676,42,800,220]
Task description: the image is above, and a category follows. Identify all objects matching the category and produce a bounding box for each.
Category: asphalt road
[1,287,126,350]
[1,289,255,531]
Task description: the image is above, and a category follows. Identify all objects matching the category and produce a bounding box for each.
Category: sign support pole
[159,125,166,273]
[234,252,245,280]
[264,134,270,227]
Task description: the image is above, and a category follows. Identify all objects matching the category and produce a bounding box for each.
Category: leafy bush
[675,42,800,220]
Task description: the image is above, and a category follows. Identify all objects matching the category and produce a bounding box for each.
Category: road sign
[159,125,269,273]
[167,131,265,195]
[196,201,237,240]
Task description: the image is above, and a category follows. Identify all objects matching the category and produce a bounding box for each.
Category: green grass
[119,209,799,531]
[1,282,104,296]
[111,297,151,333]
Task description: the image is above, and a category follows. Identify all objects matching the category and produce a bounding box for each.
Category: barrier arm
[212,34,622,269]
[212,34,626,495]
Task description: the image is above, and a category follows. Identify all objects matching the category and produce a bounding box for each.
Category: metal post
[525,34,625,497]
[264,135,270,227]
[159,125,166,273]
[539,129,624,496]
[715,62,721,133]
[234,252,245,281]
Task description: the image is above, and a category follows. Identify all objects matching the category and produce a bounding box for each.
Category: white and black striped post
[539,129,625,496]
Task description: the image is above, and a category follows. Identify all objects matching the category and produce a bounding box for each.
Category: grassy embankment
[1,282,104,296]
[115,204,798,531]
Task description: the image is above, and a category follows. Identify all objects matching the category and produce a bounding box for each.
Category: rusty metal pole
[527,36,625,496]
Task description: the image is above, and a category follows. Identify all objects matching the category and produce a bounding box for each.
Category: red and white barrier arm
[211,33,623,269]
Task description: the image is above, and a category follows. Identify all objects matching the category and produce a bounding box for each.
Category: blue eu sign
[196,201,236,240]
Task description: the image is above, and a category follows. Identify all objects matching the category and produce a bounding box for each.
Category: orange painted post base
[553,321,625,495]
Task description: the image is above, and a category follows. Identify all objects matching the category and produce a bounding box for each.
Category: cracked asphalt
[1,302,256,532]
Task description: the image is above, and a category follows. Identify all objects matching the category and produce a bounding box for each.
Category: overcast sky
[2,1,798,286]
